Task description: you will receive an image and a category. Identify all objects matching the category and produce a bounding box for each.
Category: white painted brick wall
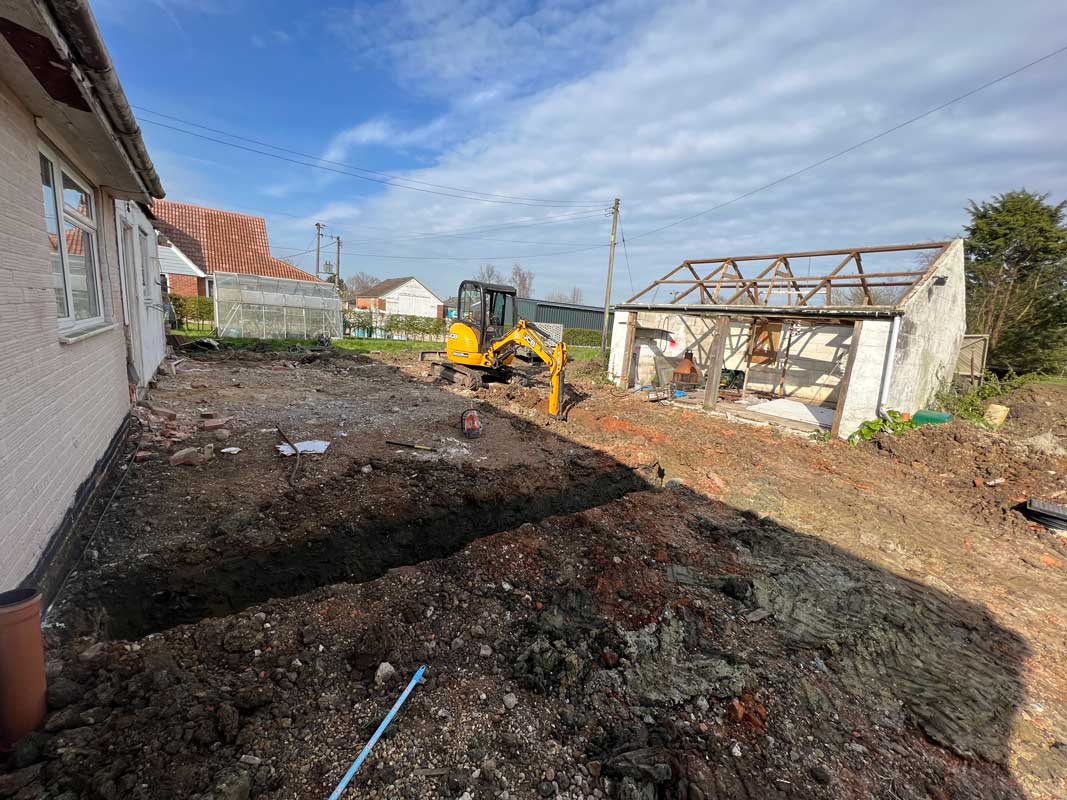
[0,79,131,589]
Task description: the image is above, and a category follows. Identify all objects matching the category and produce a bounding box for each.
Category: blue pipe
[327,665,427,800]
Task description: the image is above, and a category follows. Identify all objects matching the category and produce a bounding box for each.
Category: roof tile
[151,199,319,282]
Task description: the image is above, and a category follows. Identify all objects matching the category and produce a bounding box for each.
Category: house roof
[157,242,206,278]
[151,199,318,282]
[359,277,416,298]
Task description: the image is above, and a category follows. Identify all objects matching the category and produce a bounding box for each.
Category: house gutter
[41,0,165,199]
[876,315,901,420]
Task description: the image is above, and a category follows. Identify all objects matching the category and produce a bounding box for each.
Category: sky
[94,0,1067,303]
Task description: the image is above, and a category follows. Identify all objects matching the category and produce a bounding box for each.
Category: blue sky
[95,0,1067,302]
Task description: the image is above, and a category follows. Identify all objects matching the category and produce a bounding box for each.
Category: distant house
[356,277,444,318]
[151,199,318,296]
[0,1,165,595]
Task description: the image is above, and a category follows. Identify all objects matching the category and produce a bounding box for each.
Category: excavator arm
[486,320,568,417]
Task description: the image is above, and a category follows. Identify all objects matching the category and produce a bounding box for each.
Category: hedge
[563,328,602,346]
[171,294,214,328]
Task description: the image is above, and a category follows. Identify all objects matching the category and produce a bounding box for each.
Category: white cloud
[265,0,1067,303]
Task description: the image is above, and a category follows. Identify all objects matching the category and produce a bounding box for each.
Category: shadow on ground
[41,349,1036,799]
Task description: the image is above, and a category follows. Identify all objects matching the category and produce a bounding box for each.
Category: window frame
[39,142,105,330]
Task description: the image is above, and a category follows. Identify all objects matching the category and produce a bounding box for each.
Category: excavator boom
[485,321,568,417]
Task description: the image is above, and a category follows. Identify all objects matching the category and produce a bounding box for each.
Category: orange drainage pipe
[0,588,46,745]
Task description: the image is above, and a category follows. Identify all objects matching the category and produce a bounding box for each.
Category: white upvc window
[39,146,104,327]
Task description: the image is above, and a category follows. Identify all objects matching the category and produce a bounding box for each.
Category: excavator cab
[450,281,518,360]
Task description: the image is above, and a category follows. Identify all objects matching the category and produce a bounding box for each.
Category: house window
[39,149,102,326]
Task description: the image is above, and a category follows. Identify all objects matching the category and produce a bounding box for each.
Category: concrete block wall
[0,79,131,589]
[887,239,966,412]
[608,311,851,403]
[834,320,892,437]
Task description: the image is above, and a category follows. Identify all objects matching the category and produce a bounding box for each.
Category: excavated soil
[4,350,1066,800]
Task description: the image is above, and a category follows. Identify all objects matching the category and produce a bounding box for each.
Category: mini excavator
[422,280,568,417]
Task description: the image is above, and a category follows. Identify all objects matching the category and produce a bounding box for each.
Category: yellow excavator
[423,280,568,417]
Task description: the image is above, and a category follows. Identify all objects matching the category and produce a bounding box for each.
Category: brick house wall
[167,273,202,297]
[0,79,132,589]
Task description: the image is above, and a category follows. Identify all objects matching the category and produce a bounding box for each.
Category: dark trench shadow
[65,350,1039,797]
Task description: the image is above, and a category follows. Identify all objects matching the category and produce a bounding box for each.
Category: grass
[334,338,443,355]
[170,332,604,363]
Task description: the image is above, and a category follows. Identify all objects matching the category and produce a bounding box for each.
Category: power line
[630,42,1067,241]
[619,219,635,294]
[134,108,605,208]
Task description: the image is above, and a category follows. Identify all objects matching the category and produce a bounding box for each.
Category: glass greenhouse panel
[213,272,342,340]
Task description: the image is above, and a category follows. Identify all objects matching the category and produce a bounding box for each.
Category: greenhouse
[213,272,342,340]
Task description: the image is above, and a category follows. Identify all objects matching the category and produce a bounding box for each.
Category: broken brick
[201,417,232,431]
[169,447,201,466]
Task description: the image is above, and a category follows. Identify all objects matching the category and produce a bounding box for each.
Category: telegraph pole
[600,197,621,354]
[334,235,342,289]
[314,222,324,279]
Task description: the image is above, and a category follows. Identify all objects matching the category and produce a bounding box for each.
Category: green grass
[171,326,212,339]
[567,346,602,362]
[170,333,603,362]
[334,338,443,354]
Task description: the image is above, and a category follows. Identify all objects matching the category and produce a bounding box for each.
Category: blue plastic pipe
[327,665,427,800]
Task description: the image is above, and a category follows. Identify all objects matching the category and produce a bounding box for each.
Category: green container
[912,409,952,426]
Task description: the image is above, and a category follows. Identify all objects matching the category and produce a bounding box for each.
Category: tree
[509,263,534,297]
[346,271,381,297]
[964,191,1067,372]
[476,263,502,284]
[547,286,584,304]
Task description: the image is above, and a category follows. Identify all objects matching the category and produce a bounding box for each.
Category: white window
[39,148,103,327]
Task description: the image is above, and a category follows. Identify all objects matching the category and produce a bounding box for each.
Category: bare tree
[546,286,584,304]
[346,271,381,297]
[509,263,534,297]
[477,263,502,284]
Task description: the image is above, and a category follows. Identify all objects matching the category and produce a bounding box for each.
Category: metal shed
[517,298,612,331]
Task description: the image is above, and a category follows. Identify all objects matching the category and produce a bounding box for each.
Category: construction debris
[1026,498,1067,532]
[275,440,331,456]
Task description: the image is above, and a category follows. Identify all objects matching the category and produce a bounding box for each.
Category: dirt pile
[10,490,1026,800]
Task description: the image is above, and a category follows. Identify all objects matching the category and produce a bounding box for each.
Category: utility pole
[314,222,324,279]
[334,235,342,289]
[600,197,620,354]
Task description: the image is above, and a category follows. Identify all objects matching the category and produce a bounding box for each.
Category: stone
[133,451,152,463]
[375,662,397,686]
[212,768,250,800]
[46,677,82,710]
[170,447,201,467]
[239,754,262,767]
[810,764,832,785]
[146,404,177,420]
[44,707,84,732]
[11,733,48,768]
[214,429,232,441]
[360,464,373,475]
[0,764,42,796]
[538,780,556,797]
[479,645,493,658]
[78,642,106,662]
[202,417,232,431]
[502,692,518,710]
[586,761,602,778]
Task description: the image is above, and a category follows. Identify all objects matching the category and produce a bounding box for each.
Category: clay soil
[4,350,1067,800]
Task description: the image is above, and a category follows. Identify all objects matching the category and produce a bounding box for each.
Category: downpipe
[876,316,901,421]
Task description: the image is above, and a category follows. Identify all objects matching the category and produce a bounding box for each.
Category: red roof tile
[151,199,318,282]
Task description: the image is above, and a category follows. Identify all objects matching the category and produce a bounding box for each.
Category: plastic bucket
[0,588,46,745]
